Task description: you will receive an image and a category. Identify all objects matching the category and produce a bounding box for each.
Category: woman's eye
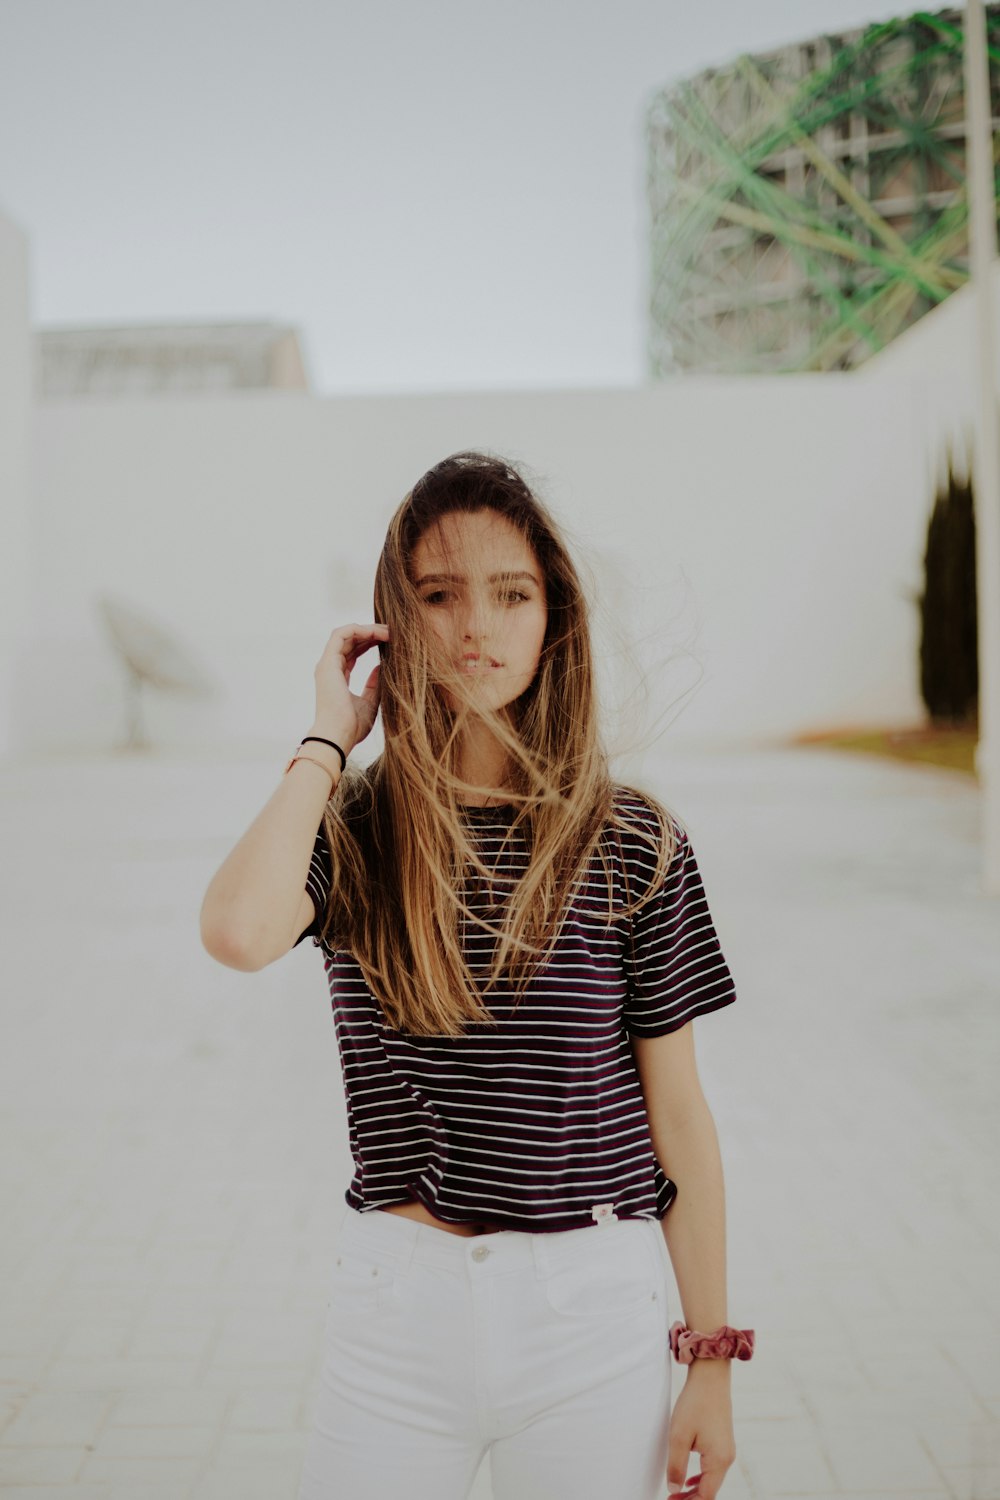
[422,589,529,605]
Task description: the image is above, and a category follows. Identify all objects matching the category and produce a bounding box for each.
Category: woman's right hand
[313,622,391,754]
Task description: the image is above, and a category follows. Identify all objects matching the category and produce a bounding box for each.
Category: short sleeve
[293,821,332,948]
[622,818,737,1037]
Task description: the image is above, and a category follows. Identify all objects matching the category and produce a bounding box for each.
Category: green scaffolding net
[647,6,1000,374]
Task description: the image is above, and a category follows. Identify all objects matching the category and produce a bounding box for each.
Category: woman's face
[411,509,548,710]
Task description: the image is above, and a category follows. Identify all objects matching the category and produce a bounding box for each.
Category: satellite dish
[96,591,219,750]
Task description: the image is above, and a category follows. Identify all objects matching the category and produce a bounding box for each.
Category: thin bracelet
[300,736,347,772]
[283,753,337,795]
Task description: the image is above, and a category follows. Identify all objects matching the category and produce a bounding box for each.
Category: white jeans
[297,1203,673,1500]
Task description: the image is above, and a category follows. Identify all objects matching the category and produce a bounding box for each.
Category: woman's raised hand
[312,622,391,755]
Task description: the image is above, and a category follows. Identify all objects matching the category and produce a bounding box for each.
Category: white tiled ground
[1,743,997,1499]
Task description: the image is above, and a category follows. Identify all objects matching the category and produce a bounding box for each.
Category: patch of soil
[788,722,977,777]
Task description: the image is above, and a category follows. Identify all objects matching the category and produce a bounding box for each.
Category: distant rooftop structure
[36,320,311,396]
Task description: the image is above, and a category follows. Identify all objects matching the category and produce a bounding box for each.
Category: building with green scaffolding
[647,6,1000,375]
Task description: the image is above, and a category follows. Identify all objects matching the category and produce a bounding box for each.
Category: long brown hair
[312,449,679,1037]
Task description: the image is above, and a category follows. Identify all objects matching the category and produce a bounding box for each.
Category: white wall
[0,209,31,757]
[13,373,931,765]
[853,260,1000,491]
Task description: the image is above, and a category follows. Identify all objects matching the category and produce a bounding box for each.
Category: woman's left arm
[631,1022,738,1500]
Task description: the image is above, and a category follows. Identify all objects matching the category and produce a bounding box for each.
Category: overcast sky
[1,0,927,395]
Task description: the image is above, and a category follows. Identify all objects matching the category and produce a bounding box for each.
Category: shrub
[918,447,978,726]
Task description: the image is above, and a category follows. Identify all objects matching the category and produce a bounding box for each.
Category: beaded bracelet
[669,1320,755,1363]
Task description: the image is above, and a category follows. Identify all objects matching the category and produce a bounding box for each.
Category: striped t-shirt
[293,783,737,1233]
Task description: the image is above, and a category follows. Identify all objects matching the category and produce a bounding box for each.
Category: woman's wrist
[282,727,351,794]
[669,1319,755,1365]
[283,753,341,797]
[306,722,355,759]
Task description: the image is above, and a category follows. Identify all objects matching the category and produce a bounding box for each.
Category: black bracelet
[300,736,347,773]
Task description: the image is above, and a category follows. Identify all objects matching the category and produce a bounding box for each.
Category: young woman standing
[201,451,753,1500]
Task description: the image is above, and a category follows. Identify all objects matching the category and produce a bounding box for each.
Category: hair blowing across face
[311,450,677,1038]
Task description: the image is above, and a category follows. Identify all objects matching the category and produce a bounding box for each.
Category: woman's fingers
[338,626,388,674]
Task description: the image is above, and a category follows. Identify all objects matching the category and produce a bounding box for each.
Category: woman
[201,450,753,1500]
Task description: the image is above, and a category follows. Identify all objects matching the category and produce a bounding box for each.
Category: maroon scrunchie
[669,1320,755,1363]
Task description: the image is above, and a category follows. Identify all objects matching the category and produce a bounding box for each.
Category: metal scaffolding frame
[647,6,1000,374]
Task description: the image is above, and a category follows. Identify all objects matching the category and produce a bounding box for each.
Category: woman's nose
[460,601,491,639]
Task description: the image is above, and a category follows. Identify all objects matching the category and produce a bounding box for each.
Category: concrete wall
[853,259,1000,491]
[0,209,32,758]
[14,374,931,765]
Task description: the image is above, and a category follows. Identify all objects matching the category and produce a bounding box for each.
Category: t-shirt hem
[345,1184,668,1235]
[624,987,737,1038]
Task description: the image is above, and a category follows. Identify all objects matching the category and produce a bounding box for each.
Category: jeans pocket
[327,1245,399,1317]
[542,1227,660,1320]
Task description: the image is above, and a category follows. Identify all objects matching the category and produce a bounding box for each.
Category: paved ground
[0,742,997,1500]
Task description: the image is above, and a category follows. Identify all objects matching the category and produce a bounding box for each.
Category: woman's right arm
[199,622,389,971]
[199,725,349,971]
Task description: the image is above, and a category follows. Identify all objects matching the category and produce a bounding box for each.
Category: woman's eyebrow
[415,570,541,588]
